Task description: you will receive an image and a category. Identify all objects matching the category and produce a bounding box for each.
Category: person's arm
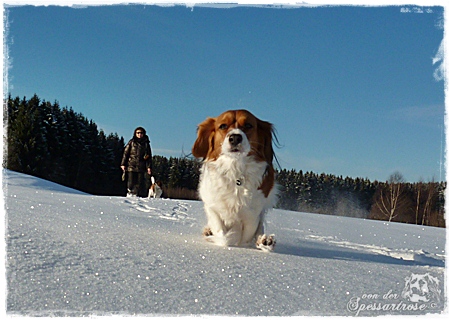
[121,141,131,171]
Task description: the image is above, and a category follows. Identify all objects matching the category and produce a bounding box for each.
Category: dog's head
[192,110,275,164]
[401,273,441,303]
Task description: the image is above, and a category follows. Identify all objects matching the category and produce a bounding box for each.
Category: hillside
[3,170,446,316]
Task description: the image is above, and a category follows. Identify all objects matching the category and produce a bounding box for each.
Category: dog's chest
[199,156,268,208]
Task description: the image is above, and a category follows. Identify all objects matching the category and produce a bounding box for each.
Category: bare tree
[421,182,438,226]
[413,180,440,226]
[373,171,410,222]
[415,181,422,225]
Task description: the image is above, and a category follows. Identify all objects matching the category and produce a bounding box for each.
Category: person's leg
[127,171,138,196]
[136,172,144,197]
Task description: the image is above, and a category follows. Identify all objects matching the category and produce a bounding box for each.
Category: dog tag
[236,179,242,186]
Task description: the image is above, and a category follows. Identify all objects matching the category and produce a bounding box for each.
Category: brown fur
[192,110,275,198]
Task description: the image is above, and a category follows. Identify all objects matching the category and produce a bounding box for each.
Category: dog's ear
[257,119,274,164]
[192,117,216,159]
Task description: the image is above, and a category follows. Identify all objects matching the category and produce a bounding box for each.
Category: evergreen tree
[168,157,181,189]
[7,95,47,176]
[4,94,445,227]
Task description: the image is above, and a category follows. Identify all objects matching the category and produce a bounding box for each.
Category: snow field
[3,170,446,317]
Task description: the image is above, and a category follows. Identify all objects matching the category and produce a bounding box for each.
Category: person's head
[134,127,146,138]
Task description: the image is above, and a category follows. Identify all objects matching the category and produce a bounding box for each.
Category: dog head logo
[401,273,441,303]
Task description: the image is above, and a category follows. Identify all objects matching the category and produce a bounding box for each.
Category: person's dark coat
[121,129,152,173]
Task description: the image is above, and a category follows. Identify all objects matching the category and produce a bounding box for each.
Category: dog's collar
[236,165,270,187]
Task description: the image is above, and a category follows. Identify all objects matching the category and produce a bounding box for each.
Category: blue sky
[5,3,446,182]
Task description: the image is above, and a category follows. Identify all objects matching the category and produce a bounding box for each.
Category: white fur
[148,176,163,198]
[198,130,277,249]
[222,128,251,154]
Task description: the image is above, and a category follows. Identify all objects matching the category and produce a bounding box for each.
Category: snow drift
[3,170,446,316]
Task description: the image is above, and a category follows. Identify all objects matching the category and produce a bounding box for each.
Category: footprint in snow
[125,198,193,222]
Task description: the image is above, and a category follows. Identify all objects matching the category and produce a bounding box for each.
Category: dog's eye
[219,124,228,130]
[244,123,253,130]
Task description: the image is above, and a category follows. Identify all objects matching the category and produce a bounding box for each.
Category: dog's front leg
[254,212,276,252]
[203,206,226,239]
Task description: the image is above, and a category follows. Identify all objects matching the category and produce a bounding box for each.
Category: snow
[2,170,447,317]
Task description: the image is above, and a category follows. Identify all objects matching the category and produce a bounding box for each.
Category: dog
[148,176,163,199]
[192,109,277,252]
[402,273,441,303]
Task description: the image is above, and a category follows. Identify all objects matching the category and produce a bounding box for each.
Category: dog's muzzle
[229,134,243,148]
[224,129,250,154]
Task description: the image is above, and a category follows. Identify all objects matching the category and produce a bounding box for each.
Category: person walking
[121,127,152,197]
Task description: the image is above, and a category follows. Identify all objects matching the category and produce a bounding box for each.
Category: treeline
[4,95,446,227]
[4,94,200,197]
[276,169,445,227]
[369,173,445,227]
[5,94,126,195]
[151,155,200,199]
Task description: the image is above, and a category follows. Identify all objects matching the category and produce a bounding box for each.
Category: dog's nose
[229,134,243,147]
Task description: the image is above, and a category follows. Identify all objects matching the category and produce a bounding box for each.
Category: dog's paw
[202,227,229,246]
[256,234,276,252]
[202,227,213,238]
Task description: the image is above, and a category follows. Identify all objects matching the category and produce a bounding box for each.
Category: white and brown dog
[148,176,163,199]
[192,109,277,251]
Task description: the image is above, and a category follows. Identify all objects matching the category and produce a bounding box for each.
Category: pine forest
[4,95,446,227]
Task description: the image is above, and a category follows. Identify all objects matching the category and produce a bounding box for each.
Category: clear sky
[4,2,446,182]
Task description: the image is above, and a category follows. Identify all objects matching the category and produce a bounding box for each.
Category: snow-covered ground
[2,170,447,316]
